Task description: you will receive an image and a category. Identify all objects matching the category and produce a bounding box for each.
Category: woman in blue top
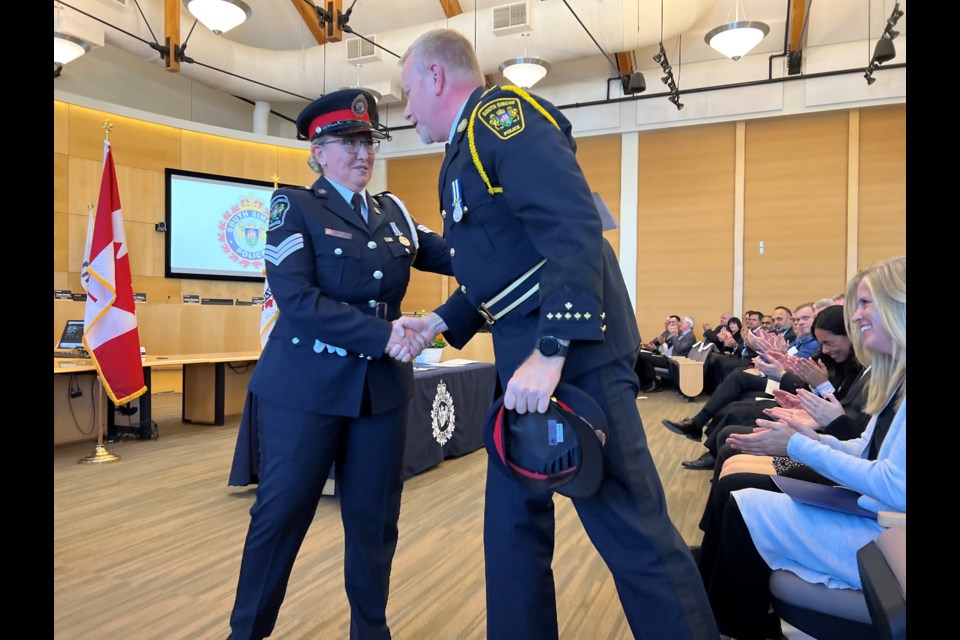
[698,255,906,640]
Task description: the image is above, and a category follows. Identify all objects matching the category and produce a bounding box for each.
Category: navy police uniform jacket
[433,86,639,379]
[248,176,452,416]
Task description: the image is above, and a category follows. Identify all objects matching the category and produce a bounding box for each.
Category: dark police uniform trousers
[431,85,718,640]
[229,177,451,640]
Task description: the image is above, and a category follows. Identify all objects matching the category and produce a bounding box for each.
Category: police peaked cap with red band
[483,382,607,499]
[296,88,391,141]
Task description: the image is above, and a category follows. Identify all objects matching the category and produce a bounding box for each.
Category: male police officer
[396,29,717,640]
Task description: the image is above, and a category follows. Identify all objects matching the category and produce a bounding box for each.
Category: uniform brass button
[369,300,376,307]
[460,285,467,293]
[449,248,456,257]
[367,241,377,249]
[334,248,343,256]
[373,270,383,279]
[441,210,447,219]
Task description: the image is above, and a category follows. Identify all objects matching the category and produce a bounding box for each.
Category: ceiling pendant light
[704,0,770,61]
[183,0,252,36]
[499,33,550,89]
[54,32,89,66]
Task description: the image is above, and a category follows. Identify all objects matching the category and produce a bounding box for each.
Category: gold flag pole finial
[101,119,113,142]
[271,173,280,189]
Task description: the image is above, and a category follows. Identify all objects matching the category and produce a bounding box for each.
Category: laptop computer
[54,320,90,358]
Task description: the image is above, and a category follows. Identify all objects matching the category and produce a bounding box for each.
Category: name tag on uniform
[325,228,353,239]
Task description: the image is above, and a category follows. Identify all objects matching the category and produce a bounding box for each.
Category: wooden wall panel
[180,131,278,182]
[277,146,315,187]
[575,135,622,258]
[743,112,849,313]
[54,212,69,274]
[67,105,181,170]
[54,101,69,155]
[54,153,69,214]
[386,153,448,314]
[67,156,102,216]
[858,105,906,269]
[635,123,737,342]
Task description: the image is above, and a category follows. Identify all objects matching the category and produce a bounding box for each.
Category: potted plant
[414,310,446,364]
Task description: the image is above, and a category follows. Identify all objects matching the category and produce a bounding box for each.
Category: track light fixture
[653,42,683,111]
[863,2,904,85]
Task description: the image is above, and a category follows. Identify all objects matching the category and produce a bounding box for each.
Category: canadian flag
[82,141,147,405]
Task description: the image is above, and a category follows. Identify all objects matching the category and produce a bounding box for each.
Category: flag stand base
[78,444,121,465]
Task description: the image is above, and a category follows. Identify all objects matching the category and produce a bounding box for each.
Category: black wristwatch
[538,336,569,358]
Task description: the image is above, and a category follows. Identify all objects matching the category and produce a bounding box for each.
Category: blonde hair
[400,29,484,86]
[844,256,906,414]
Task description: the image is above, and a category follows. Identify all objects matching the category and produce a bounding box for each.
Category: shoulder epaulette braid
[467,85,561,195]
[374,191,419,252]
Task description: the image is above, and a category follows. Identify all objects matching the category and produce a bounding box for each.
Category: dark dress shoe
[661,417,702,440]
[681,452,716,470]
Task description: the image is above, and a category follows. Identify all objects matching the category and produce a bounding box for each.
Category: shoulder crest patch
[269,195,290,231]
[479,97,525,140]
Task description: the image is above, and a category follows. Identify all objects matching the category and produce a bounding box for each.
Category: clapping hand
[771,388,802,409]
[753,350,786,380]
[725,426,791,457]
[755,406,820,440]
[795,388,845,427]
[784,357,829,387]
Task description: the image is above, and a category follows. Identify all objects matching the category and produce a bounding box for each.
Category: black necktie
[351,193,366,226]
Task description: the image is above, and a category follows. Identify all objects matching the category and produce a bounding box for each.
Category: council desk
[228,361,498,487]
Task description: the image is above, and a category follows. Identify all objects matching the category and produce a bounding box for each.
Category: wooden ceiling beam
[164,0,180,72]
[290,0,329,46]
[788,0,809,53]
[615,51,634,76]
[438,0,464,18]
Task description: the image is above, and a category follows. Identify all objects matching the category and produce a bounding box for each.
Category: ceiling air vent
[492,2,532,36]
[346,35,381,65]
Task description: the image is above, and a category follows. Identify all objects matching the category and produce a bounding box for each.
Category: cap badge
[352,93,369,118]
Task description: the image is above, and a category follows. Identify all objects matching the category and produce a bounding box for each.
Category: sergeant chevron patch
[263,233,304,266]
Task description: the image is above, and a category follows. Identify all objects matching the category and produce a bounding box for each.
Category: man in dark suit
[636,314,697,392]
[228,89,453,640]
[396,28,717,640]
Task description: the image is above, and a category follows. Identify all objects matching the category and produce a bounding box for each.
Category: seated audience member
[683,305,867,470]
[714,307,796,388]
[760,315,775,332]
[702,312,732,351]
[713,316,743,355]
[635,315,678,382]
[640,315,680,353]
[662,303,819,446]
[637,315,696,393]
[813,297,833,316]
[696,255,906,640]
[702,310,762,394]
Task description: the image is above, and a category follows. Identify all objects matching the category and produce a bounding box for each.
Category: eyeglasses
[319,138,380,154]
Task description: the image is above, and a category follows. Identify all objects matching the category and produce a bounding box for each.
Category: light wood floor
[54,389,714,639]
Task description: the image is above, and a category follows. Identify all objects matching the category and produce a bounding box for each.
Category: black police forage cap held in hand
[295,88,391,141]
[483,382,607,499]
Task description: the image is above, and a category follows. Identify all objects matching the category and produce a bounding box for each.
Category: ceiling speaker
[621,72,646,95]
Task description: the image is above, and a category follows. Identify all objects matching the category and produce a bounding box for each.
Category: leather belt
[478,258,547,325]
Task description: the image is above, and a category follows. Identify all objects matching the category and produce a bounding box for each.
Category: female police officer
[228,89,451,640]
